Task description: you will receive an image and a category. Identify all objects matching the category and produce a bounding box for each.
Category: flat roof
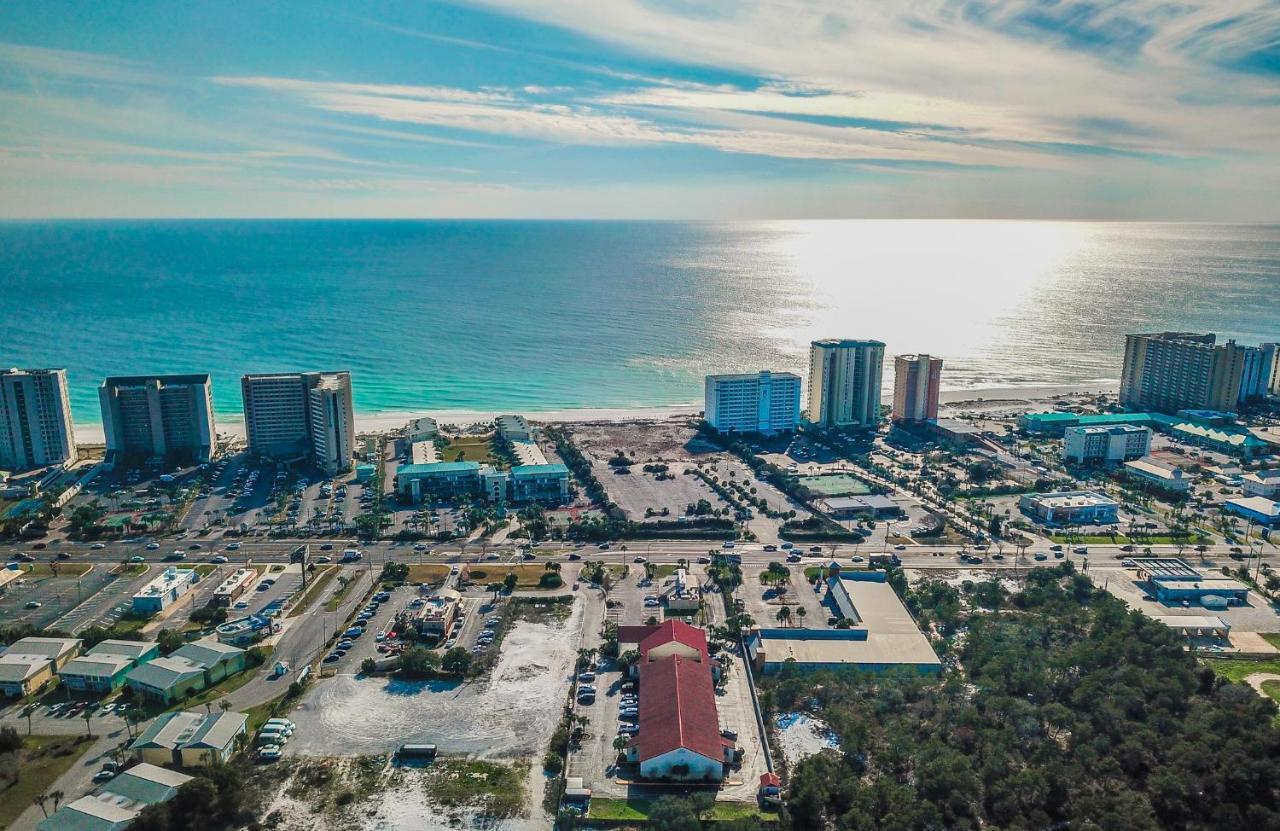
[1131,558,1200,578]
[511,463,569,476]
[1226,496,1280,517]
[1024,491,1118,509]
[1148,615,1230,631]
[761,579,940,668]
[397,461,480,475]
[1125,458,1182,480]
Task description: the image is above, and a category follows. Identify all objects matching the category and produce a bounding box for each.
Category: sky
[1,1,1278,220]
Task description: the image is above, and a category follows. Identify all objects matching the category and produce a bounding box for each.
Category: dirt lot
[285,599,585,758]
[567,417,717,463]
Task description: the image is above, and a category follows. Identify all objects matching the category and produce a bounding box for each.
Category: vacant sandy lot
[568,417,718,463]
[286,601,585,758]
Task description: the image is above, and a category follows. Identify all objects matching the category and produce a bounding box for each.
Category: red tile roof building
[624,623,733,782]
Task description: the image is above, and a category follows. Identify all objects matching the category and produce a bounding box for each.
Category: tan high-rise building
[242,371,354,475]
[1120,332,1253,413]
[892,354,943,423]
[806,339,885,428]
[99,375,215,466]
[0,368,77,470]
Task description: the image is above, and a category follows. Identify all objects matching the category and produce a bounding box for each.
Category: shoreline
[68,381,1118,446]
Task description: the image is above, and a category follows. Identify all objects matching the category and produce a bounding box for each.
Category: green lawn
[289,566,337,618]
[1202,657,1280,684]
[588,797,777,824]
[439,435,501,467]
[465,563,562,589]
[796,474,871,496]
[0,734,93,828]
[1047,533,1198,546]
[324,573,360,612]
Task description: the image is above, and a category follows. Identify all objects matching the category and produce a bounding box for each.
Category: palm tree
[218,699,232,715]
[50,791,64,813]
[33,793,49,819]
[796,607,807,626]
[775,606,792,628]
[81,707,93,738]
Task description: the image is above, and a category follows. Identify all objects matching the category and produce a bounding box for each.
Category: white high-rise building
[807,339,885,429]
[1260,343,1280,397]
[308,374,356,476]
[99,374,215,466]
[704,371,802,435]
[0,368,77,470]
[242,372,354,475]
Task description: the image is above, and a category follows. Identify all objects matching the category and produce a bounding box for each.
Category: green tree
[441,647,472,675]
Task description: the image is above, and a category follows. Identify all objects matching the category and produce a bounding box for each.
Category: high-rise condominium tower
[703,371,802,434]
[0,368,77,470]
[99,374,216,465]
[1120,332,1258,413]
[241,371,354,475]
[806,339,885,428]
[892,354,943,423]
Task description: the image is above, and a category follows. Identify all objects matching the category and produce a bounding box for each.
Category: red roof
[637,620,709,662]
[616,624,661,646]
[760,772,781,788]
[635,654,722,764]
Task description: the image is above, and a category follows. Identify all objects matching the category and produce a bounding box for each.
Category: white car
[226,542,241,551]
[145,542,160,550]
[91,543,106,550]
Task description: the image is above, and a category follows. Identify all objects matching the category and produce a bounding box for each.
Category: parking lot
[1095,566,1280,633]
[597,461,731,523]
[52,564,161,633]
[0,563,115,629]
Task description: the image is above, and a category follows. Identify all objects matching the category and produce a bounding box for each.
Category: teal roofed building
[396,460,484,501]
[510,463,570,504]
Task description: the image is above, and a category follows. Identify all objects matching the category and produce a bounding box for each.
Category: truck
[870,553,901,567]
[341,549,363,562]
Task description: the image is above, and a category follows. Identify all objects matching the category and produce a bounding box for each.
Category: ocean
[0,220,1276,426]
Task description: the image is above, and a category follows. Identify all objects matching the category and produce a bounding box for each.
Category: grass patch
[464,563,563,589]
[439,435,501,467]
[1203,657,1280,683]
[512,595,575,624]
[421,759,526,819]
[17,563,93,578]
[324,574,359,612]
[289,566,338,618]
[796,473,872,496]
[587,797,776,823]
[1262,633,1280,651]
[113,563,148,576]
[0,734,93,828]
[109,614,152,634]
[405,564,450,584]
[194,564,217,577]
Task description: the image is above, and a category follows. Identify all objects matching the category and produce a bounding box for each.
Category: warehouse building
[747,567,941,675]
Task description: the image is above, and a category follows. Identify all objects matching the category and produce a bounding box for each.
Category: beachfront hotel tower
[891,354,943,423]
[806,339,885,429]
[0,368,77,470]
[704,371,802,435]
[241,371,354,475]
[1120,332,1259,413]
[99,374,216,466]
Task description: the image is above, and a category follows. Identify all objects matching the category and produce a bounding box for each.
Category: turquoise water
[1,220,1276,424]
